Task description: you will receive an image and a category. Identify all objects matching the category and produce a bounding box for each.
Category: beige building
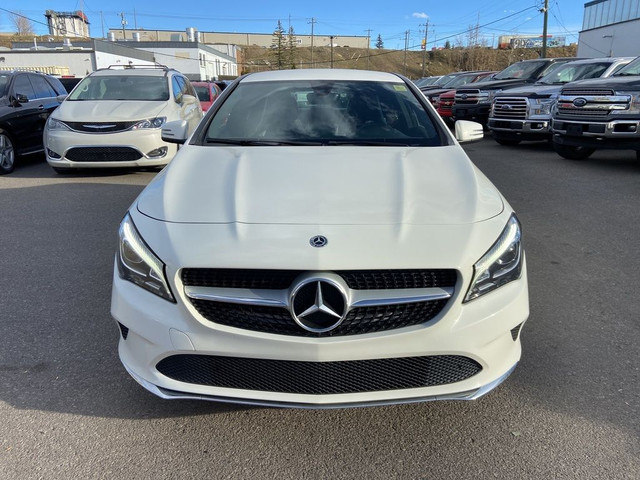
[108,28,369,49]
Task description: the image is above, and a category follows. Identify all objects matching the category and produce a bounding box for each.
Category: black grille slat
[561,88,615,96]
[181,268,457,290]
[66,147,142,162]
[156,354,482,394]
[190,298,449,337]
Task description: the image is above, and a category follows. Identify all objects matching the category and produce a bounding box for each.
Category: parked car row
[423,56,640,163]
[0,66,231,175]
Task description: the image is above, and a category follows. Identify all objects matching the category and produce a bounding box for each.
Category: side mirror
[162,120,189,144]
[455,120,484,143]
[56,94,68,103]
[14,93,29,104]
[182,94,198,106]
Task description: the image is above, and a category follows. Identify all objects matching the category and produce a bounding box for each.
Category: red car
[192,81,223,112]
[436,89,456,125]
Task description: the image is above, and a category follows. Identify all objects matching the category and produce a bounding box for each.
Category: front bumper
[488,118,551,140]
[552,118,640,150]
[111,260,529,408]
[44,127,178,169]
[453,104,491,122]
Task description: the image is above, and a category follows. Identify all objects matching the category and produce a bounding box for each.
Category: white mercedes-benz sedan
[111,69,529,408]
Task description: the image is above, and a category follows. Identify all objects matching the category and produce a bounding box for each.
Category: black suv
[0,71,67,174]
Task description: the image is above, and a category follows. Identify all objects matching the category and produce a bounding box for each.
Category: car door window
[13,74,36,100]
[29,74,57,99]
[173,76,186,104]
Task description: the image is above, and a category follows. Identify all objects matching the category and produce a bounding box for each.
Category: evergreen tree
[375,34,384,49]
[287,26,297,69]
[271,20,286,69]
[444,40,452,49]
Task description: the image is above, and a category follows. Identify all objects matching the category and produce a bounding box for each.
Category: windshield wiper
[323,140,413,146]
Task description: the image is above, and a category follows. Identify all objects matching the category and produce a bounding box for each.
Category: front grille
[510,323,523,341]
[65,146,142,162]
[455,89,480,105]
[556,107,610,117]
[155,354,482,394]
[64,121,137,133]
[118,322,129,340]
[561,88,615,96]
[190,297,449,337]
[493,97,527,120]
[181,268,457,290]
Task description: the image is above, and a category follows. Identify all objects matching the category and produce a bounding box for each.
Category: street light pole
[541,0,549,58]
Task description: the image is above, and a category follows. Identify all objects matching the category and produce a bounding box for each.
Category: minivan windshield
[204,80,443,146]
[68,75,170,101]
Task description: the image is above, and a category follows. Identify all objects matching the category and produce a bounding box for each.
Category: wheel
[553,142,595,160]
[0,129,16,175]
[493,136,521,146]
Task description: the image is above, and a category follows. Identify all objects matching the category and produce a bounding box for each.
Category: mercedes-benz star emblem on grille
[573,98,588,107]
[291,279,347,333]
[309,235,328,247]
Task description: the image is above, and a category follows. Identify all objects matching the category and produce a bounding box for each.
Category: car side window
[29,74,57,99]
[182,77,197,98]
[173,76,186,104]
[13,74,36,100]
[46,76,67,96]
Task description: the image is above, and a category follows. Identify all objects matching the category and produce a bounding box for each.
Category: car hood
[495,84,563,97]
[561,75,640,91]
[458,78,533,91]
[136,145,504,226]
[54,100,168,122]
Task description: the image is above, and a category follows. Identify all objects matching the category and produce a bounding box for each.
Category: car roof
[89,67,176,77]
[560,56,636,65]
[241,69,403,83]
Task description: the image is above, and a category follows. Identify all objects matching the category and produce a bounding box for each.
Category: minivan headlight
[464,214,523,302]
[116,213,175,302]
[132,117,167,130]
[46,117,71,131]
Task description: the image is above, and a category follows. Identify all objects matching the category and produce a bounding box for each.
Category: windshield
[0,75,9,97]
[68,75,170,101]
[493,60,547,80]
[538,62,612,84]
[433,74,457,86]
[614,57,640,76]
[446,74,479,88]
[194,85,211,101]
[204,80,443,146]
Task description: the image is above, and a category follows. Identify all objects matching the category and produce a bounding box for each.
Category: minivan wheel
[0,129,16,175]
[553,142,595,160]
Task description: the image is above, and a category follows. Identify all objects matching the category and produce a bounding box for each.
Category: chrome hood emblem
[309,235,328,247]
[290,279,347,333]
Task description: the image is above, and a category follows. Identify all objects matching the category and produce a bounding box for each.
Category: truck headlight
[530,97,556,116]
[116,213,175,302]
[464,214,523,302]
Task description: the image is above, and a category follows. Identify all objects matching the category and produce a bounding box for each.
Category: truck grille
[65,147,142,162]
[155,354,482,394]
[492,97,527,120]
[455,89,480,105]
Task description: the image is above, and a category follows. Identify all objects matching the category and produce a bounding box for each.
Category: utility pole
[308,18,316,68]
[421,22,429,77]
[100,11,105,38]
[365,28,372,69]
[119,12,127,40]
[134,8,137,30]
[541,0,549,58]
[403,30,410,76]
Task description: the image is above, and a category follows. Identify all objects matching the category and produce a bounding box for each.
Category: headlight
[46,117,71,131]
[132,117,167,130]
[530,97,556,116]
[116,213,175,302]
[464,214,523,302]
[478,89,501,104]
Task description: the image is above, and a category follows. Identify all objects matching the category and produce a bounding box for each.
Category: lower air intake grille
[190,298,449,337]
[510,323,523,341]
[65,146,142,162]
[118,322,129,340]
[156,354,482,394]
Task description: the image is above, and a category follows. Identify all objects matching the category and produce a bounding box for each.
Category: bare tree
[11,12,35,36]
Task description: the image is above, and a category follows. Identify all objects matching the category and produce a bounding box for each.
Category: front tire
[0,129,16,175]
[553,142,595,160]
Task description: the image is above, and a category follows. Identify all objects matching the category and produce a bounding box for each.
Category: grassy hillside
[239,44,578,79]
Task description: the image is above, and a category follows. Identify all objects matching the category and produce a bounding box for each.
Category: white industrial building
[578,0,640,57]
[2,40,155,77]
[45,10,90,38]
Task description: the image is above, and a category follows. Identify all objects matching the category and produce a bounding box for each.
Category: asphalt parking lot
[1,139,639,479]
